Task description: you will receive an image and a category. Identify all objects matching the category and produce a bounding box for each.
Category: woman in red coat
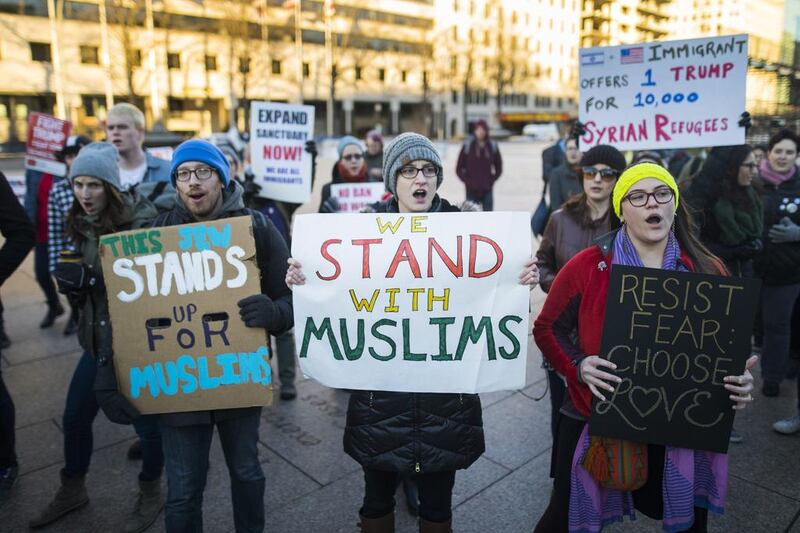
[533,163,757,533]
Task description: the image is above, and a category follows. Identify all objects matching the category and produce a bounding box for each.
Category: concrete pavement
[1,141,799,532]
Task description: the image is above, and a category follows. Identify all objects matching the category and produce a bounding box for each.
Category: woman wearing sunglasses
[532,163,757,532]
[536,145,626,438]
[319,136,380,213]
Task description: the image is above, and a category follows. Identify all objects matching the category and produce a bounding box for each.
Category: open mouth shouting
[645,213,663,227]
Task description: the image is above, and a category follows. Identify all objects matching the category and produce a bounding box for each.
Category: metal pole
[295,0,303,103]
[98,0,114,109]
[145,0,161,124]
[325,0,333,136]
[46,0,66,118]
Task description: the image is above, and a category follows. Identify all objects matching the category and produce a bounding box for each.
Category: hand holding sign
[580,355,622,402]
[724,354,757,410]
[285,257,305,289]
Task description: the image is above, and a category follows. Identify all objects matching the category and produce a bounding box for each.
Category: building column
[390,99,400,134]
[343,98,354,134]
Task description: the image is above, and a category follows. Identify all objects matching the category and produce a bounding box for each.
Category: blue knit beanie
[337,135,363,160]
[382,133,443,195]
[170,139,230,186]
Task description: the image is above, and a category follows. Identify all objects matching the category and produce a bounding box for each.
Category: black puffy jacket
[757,168,800,285]
[342,195,485,474]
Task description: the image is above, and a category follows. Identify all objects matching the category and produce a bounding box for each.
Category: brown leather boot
[358,511,395,533]
[419,517,453,533]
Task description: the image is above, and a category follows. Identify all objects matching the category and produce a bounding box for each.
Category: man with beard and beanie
[286,132,538,532]
[456,119,503,211]
[131,139,293,532]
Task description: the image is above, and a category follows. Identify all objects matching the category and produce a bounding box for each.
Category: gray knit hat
[382,133,443,195]
[69,141,121,191]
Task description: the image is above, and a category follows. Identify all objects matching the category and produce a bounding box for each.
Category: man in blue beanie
[122,139,293,532]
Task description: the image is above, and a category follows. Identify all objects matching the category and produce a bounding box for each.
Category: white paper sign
[292,212,530,394]
[579,34,748,150]
[249,101,315,203]
[330,183,385,213]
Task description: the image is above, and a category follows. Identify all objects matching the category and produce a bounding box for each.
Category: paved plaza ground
[0,141,798,532]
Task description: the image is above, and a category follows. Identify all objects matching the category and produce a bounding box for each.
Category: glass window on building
[378,68,386,82]
[240,57,250,74]
[272,59,281,74]
[80,45,99,65]
[303,62,310,78]
[355,66,363,80]
[205,55,217,71]
[30,42,51,62]
[130,49,142,67]
[401,70,407,83]
[167,52,181,69]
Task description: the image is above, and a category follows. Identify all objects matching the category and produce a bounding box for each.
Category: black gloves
[94,362,140,425]
[238,294,280,331]
[732,238,763,258]
[241,168,263,206]
[320,196,341,214]
[304,140,318,158]
[53,262,102,294]
[738,111,752,131]
[569,121,587,142]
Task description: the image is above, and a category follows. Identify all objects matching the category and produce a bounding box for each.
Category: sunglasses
[342,153,363,162]
[582,167,619,181]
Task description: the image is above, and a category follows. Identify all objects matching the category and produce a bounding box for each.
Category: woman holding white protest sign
[533,163,757,532]
[287,132,538,533]
[319,136,382,214]
[31,142,164,532]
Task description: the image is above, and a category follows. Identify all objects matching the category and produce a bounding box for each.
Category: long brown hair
[563,191,621,230]
[66,181,127,244]
[611,199,725,275]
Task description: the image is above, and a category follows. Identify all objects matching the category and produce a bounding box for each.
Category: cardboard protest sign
[99,216,272,414]
[25,112,71,176]
[330,183,385,213]
[249,101,315,203]
[292,212,530,393]
[589,265,760,453]
[579,34,747,150]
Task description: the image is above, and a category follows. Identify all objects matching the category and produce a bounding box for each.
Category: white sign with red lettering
[25,112,71,176]
[578,34,747,150]
[249,101,315,203]
[331,183,385,213]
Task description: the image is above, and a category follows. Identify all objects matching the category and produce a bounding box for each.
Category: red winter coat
[533,236,697,419]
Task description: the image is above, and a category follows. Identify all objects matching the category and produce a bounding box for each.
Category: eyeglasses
[741,162,758,170]
[398,165,438,179]
[582,166,619,181]
[342,153,363,162]
[175,167,215,182]
[624,188,675,207]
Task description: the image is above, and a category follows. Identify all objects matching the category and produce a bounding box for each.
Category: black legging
[0,368,16,469]
[535,415,709,533]
[360,467,455,523]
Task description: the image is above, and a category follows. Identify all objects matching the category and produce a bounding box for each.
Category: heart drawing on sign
[629,387,662,418]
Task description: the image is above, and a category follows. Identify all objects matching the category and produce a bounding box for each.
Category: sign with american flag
[620,47,644,64]
[578,34,748,151]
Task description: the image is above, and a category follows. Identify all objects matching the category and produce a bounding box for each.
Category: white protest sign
[292,212,530,394]
[249,101,315,203]
[579,34,747,150]
[331,183,385,213]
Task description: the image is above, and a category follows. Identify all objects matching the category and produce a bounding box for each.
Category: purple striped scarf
[567,227,729,533]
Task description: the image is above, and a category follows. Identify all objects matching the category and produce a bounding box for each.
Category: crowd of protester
[0,101,796,533]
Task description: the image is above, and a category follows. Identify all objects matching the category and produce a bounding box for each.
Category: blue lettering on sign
[177,224,232,251]
[128,346,271,398]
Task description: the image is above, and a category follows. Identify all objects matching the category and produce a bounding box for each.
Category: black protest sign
[589,265,760,453]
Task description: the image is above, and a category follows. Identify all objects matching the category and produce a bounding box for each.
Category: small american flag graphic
[621,47,644,64]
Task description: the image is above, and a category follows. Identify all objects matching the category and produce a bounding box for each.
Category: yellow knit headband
[612,162,680,218]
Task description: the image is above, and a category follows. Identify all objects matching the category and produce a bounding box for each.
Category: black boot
[40,302,65,329]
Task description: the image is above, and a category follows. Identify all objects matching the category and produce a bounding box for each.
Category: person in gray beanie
[68,141,122,191]
[284,131,539,532]
[32,143,163,532]
[319,135,380,213]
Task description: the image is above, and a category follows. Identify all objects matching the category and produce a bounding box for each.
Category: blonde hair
[107,103,145,130]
